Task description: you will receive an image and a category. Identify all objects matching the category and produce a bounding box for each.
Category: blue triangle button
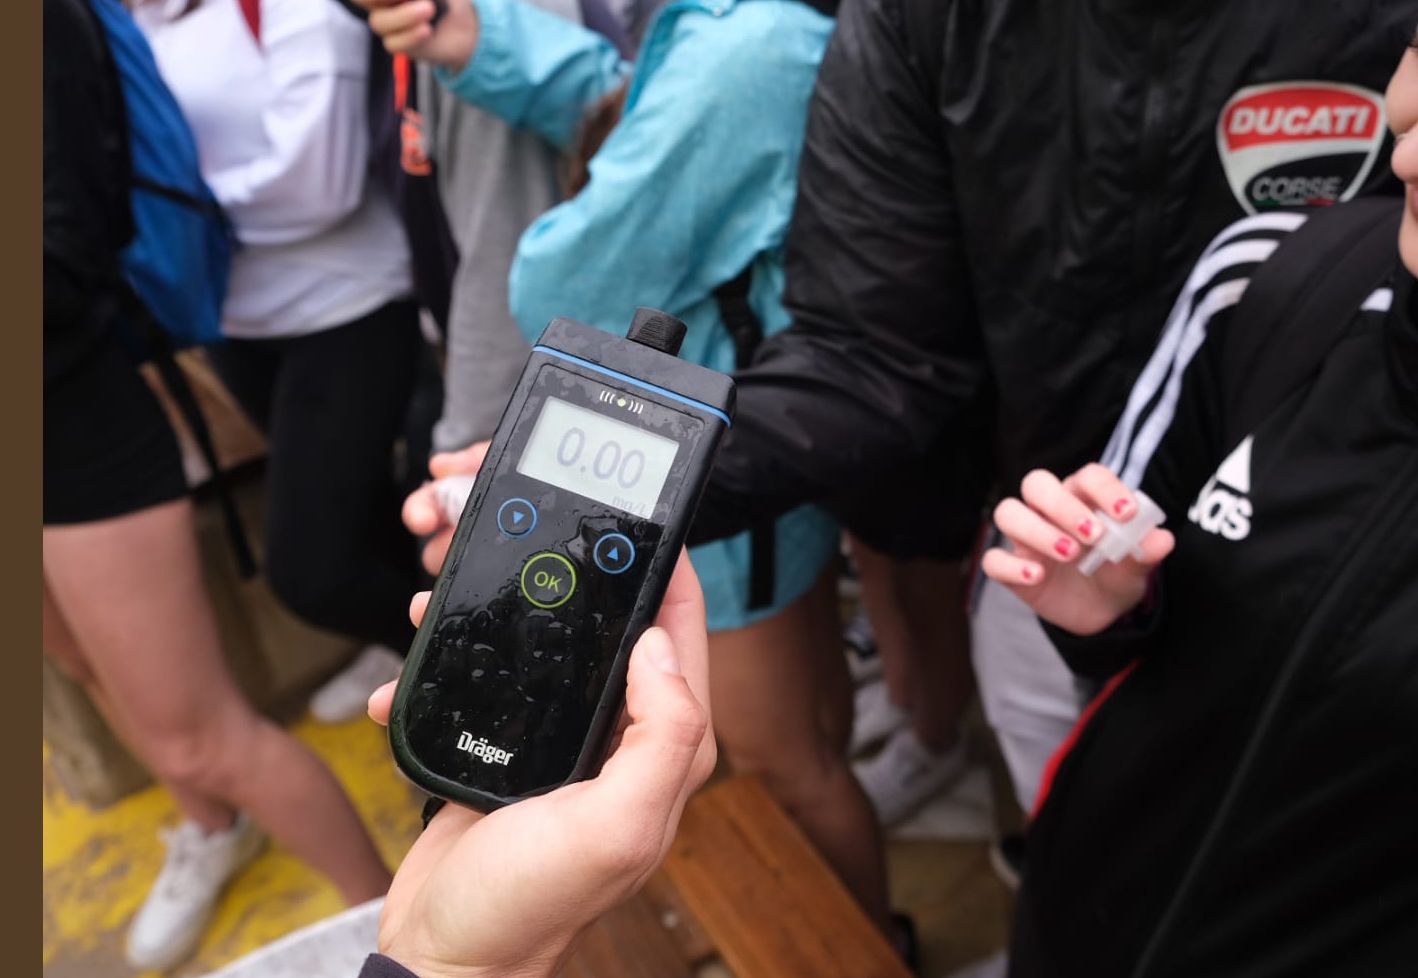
[607,547,619,560]
[513,511,525,524]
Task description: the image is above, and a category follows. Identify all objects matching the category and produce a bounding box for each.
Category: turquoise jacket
[437,0,838,629]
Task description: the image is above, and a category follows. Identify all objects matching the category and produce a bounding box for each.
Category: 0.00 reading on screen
[516,397,680,519]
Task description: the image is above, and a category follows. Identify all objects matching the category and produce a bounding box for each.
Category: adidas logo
[1188,436,1253,541]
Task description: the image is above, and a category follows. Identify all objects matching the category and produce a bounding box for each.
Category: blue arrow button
[594,532,635,575]
[496,498,538,538]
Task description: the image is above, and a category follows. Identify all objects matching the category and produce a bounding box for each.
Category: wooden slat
[643,870,718,965]
[664,777,912,978]
[560,890,698,978]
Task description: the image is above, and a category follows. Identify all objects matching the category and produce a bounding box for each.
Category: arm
[986,216,1299,677]
[690,0,989,556]
[433,0,630,150]
[43,0,130,359]
[507,3,830,335]
[200,1,372,244]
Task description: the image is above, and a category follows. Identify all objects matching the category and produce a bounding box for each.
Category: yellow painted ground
[43,713,425,978]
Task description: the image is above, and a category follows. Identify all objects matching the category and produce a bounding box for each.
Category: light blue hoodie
[437,0,838,629]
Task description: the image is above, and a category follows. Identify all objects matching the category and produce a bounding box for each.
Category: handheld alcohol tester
[389,309,734,810]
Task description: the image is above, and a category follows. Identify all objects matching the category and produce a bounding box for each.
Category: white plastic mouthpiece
[431,474,478,525]
[1077,489,1166,577]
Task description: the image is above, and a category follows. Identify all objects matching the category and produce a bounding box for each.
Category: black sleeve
[1044,217,1294,678]
[43,0,132,381]
[358,954,422,978]
[689,0,991,559]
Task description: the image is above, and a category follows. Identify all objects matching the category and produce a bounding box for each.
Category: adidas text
[1187,435,1253,541]
[457,731,514,766]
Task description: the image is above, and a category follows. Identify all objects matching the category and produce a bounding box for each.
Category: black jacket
[692,0,1415,557]
[1015,206,1418,977]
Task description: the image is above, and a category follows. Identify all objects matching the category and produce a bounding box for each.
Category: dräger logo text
[1216,82,1385,215]
[457,731,514,766]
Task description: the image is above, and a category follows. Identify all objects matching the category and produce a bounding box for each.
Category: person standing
[135,0,424,713]
[367,0,903,945]
[686,0,1415,827]
[44,1,392,970]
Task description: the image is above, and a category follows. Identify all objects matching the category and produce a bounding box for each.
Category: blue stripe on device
[532,346,733,427]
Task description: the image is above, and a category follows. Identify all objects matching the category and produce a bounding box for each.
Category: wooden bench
[562,776,912,978]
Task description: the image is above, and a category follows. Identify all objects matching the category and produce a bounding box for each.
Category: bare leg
[43,499,391,903]
[850,538,974,752]
[709,568,892,930]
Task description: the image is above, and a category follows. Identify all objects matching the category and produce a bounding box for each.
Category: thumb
[592,627,710,819]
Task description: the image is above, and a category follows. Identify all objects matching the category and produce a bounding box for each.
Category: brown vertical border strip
[9,0,42,969]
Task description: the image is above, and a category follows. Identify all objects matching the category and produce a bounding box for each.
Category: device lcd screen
[516,396,681,519]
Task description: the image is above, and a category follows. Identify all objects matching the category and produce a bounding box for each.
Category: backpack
[80,0,256,578]
[88,0,233,349]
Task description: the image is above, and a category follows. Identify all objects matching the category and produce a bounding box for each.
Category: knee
[720,735,842,809]
[144,715,252,796]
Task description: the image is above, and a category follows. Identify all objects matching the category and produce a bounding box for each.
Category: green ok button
[520,551,577,609]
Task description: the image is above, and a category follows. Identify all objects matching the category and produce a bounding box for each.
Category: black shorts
[44,331,187,525]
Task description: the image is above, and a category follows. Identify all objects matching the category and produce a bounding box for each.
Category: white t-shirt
[138,0,412,339]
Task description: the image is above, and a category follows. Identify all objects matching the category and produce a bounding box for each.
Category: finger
[368,0,436,39]
[380,23,433,54]
[429,441,490,481]
[421,528,454,576]
[403,482,445,536]
[592,627,710,828]
[653,552,708,687]
[1021,469,1105,546]
[367,681,397,725]
[993,497,1084,564]
[1130,527,1175,568]
[981,546,1046,587]
[1066,463,1138,522]
[410,590,431,627]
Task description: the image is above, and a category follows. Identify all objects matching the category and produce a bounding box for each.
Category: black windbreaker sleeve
[689,0,991,559]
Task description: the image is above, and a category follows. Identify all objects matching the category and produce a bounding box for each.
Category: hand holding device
[982,463,1175,635]
[371,553,715,978]
[355,0,478,72]
[390,310,732,810]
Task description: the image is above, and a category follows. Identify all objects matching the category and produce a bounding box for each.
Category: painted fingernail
[1077,518,1095,540]
[1054,537,1076,559]
[1113,497,1132,517]
[1020,564,1039,583]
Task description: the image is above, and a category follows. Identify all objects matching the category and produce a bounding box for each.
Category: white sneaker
[842,609,883,686]
[849,679,909,756]
[126,814,266,972]
[309,645,404,723]
[853,727,971,827]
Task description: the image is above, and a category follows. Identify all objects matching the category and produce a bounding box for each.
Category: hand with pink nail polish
[981,464,1175,635]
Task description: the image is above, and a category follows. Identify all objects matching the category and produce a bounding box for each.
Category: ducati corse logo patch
[1217,82,1386,215]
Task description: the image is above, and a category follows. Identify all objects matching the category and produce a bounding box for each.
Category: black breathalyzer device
[389,309,734,811]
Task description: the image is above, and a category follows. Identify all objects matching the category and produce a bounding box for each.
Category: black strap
[121,287,259,580]
[713,263,775,611]
[1224,198,1402,444]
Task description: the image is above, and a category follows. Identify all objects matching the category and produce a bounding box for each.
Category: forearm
[434,0,629,149]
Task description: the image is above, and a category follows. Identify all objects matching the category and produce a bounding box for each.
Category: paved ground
[43,686,1013,978]
[43,712,424,978]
